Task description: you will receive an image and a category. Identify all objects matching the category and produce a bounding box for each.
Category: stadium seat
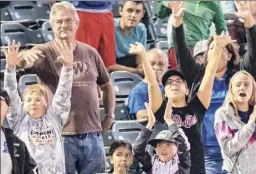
[153,18,168,40]
[7,1,50,21]
[111,121,145,144]
[1,22,44,46]
[144,1,158,20]
[156,40,169,57]
[41,21,54,42]
[0,59,6,74]
[1,7,12,21]
[18,74,38,97]
[110,71,142,104]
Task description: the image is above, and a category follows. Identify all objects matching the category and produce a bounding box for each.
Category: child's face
[0,97,8,126]
[111,146,133,173]
[231,74,253,104]
[23,92,47,119]
[156,141,178,162]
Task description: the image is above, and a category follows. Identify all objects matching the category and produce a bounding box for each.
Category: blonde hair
[50,1,80,25]
[23,84,48,103]
[225,70,256,117]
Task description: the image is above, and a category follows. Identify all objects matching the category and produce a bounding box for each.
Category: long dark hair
[109,140,133,173]
[202,36,240,73]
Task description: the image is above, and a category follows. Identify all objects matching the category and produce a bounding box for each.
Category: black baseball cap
[0,89,10,106]
[148,130,177,148]
[162,70,186,86]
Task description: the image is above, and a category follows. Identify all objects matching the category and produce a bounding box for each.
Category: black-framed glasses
[165,79,184,86]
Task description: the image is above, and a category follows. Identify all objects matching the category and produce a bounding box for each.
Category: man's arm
[17,46,46,69]
[99,82,116,133]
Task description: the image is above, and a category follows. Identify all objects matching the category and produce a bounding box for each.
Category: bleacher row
[0,1,170,173]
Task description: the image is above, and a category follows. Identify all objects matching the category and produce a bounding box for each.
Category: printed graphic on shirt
[172,114,197,128]
[73,60,89,79]
[29,119,56,145]
[3,141,8,153]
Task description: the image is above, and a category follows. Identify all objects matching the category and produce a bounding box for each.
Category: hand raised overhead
[2,40,21,68]
[234,1,255,28]
[169,1,185,28]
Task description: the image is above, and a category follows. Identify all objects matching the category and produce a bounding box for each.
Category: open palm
[2,40,20,68]
[129,42,146,56]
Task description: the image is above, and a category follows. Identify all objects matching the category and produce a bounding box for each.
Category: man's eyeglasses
[165,79,184,86]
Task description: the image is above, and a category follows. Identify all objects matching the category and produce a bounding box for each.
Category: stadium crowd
[1,1,256,174]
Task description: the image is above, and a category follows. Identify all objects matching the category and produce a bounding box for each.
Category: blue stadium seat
[7,1,50,21]
[18,74,38,97]
[110,71,142,104]
[41,21,54,42]
[1,22,44,46]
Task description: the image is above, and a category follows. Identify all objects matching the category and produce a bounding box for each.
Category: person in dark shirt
[128,30,235,173]
[171,1,256,173]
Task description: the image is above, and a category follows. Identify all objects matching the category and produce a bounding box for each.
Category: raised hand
[129,42,146,57]
[212,32,236,50]
[145,102,156,129]
[164,98,174,126]
[55,40,73,68]
[2,40,21,68]
[169,1,185,28]
[234,1,254,28]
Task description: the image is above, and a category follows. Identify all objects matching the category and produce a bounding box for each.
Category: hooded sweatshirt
[4,66,73,174]
[215,103,256,174]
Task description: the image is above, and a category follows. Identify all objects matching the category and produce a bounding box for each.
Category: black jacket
[173,24,256,96]
[133,124,191,174]
[2,127,38,174]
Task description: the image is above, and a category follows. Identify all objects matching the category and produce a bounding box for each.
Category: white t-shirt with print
[1,129,12,174]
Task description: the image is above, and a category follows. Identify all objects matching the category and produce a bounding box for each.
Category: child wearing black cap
[1,89,38,174]
[133,101,190,174]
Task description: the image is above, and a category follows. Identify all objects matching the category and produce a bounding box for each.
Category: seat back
[0,59,6,74]
[7,1,50,21]
[1,22,44,46]
[1,7,12,21]
[111,71,142,104]
[153,18,168,39]
[156,40,169,57]
[111,121,145,145]
[18,74,38,97]
[41,21,54,42]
